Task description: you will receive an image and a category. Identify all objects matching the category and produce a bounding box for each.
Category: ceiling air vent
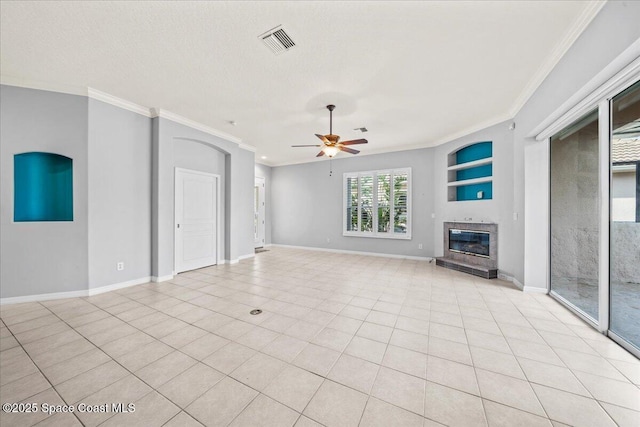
[259,26,296,55]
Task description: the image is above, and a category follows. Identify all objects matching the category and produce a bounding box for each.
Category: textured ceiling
[0,1,603,165]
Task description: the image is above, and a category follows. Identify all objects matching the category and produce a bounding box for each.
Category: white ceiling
[0,1,603,166]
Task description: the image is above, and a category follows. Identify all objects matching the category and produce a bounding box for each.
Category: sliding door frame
[597,99,610,334]
[539,54,640,356]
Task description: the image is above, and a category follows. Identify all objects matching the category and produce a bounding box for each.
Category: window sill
[343,232,412,240]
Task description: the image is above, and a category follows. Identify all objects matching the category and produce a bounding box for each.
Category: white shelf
[447,157,493,171]
[447,177,493,187]
[447,143,493,201]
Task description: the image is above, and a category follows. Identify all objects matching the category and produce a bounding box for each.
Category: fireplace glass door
[550,109,600,322]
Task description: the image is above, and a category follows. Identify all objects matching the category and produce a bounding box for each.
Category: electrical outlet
[117,262,124,271]
[513,212,519,221]
[327,238,331,243]
[431,213,435,219]
[418,243,423,249]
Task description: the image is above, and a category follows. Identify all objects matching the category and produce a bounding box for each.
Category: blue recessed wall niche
[14,152,73,221]
[447,141,493,201]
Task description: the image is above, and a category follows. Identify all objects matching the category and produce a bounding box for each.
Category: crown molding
[239,143,257,153]
[509,1,606,118]
[88,87,152,117]
[0,74,86,96]
[1,78,255,151]
[151,108,253,149]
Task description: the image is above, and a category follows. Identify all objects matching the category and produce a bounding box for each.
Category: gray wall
[2,85,255,299]
[272,149,434,258]
[255,163,273,245]
[237,149,256,257]
[432,120,516,276]
[269,121,516,272]
[1,85,89,298]
[151,117,255,278]
[88,98,152,289]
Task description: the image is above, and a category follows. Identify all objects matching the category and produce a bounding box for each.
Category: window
[343,168,411,239]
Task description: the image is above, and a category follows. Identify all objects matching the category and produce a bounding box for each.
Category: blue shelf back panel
[456,164,492,181]
[456,141,492,164]
[457,182,493,201]
[14,152,73,222]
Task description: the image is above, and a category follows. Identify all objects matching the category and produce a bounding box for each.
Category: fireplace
[436,222,498,279]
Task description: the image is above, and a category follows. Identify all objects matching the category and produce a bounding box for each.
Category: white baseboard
[151,275,173,283]
[523,286,548,294]
[238,253,255,261]
[227,259,239,265]
[1,289,89,305]
[270,244,431,261]
[88,277,151,296]
[497,272,525,290]
[497,272,511,281]
[513,277,525,290]
[0,276,152,305]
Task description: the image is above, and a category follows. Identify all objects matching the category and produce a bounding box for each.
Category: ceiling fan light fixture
[292,104,368,158]
[323,145,340,157]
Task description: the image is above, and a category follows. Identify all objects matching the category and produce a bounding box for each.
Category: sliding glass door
[550,110,601,322]
[609,81,640,350]
[549,78,640,355]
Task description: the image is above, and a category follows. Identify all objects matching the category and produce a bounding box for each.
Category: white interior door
[175,168,217,273]
[255,176,265,248]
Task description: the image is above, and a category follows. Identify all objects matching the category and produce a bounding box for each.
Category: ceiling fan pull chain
[329,158,333,177]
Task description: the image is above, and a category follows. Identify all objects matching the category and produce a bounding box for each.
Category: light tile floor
[1,247,639,427]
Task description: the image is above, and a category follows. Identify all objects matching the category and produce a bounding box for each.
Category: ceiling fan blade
[339,146,360,155]
[316,150,325,157]
[339,138,368,146]
[315,134,329,144]
[291,144,322,147]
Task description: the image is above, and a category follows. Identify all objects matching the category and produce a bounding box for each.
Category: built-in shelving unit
[447,141,493,201]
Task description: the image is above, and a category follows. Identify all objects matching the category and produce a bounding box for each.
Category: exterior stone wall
[550,118,600,282]
[611,222,640,284]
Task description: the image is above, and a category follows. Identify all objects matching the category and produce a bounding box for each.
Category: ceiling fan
[292,104,368,157]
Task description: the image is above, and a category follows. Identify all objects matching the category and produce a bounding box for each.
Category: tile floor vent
[259,26,296,54]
